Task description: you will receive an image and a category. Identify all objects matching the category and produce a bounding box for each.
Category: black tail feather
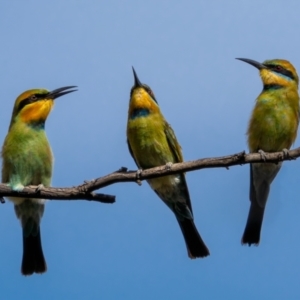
[242,202,265,245]
[22,226,47,275]
[177,218,210,258]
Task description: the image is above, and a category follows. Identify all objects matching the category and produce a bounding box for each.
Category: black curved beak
[236,58,267,70]
[132,67,143,88]
[48,86,78,99]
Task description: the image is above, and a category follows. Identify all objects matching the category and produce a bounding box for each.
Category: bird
[126,67,209,258]
[1,86,77,275]
[236,58,299,245]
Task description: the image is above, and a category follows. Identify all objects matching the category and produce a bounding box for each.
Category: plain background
[1,1,300,299]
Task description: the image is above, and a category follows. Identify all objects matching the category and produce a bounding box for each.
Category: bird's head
[129,67,159,119]
[10,86,77,128]
[236,58,299,87]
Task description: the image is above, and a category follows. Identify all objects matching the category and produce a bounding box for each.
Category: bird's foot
[282,148,289,159]
[282,148,294,160]
[258,149,267,161]
[165,162,173,170]
[136,169,143,186]
[35,184,44,193]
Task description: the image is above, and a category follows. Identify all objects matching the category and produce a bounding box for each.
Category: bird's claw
[136,169,142,186]
[258,149,267,161]
[35,184,44,192]
[165,162,173,170]
[282,148,293,160]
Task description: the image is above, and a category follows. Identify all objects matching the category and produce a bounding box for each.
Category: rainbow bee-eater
[237,58,299,245]
[1,86,77,275]
[126,67,209,258]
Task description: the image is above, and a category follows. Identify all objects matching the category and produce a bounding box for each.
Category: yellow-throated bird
[126,67,209,258]
[237,58,299,245]
[1,86,77,275]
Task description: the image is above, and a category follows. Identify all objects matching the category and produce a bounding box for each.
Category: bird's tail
[14,200,46,275]
[177,218,210,258]
[22,222,47,275]
[241,201,265,245]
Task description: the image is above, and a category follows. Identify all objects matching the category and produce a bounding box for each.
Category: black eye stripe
[265,64,295,80]
[144,86,158,103]
[17,94,46,113]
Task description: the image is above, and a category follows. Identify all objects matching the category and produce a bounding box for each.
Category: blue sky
[1,1,300,299]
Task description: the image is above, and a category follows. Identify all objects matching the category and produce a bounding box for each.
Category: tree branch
[0,184,115,204]
[1,147,299,203]
[80,147,300,192]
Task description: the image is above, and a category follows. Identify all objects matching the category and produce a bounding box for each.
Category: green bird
[126,67,209,258]
[1,86,77,275]
[237,58,299,245]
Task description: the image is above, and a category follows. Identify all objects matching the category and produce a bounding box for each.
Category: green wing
[127,139,140,168]
[164,121,183,163]
[164,121,193,214]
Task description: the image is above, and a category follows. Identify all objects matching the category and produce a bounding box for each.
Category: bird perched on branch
[1,86,77,275]
[237,58,299,245]
[126,67,209,258]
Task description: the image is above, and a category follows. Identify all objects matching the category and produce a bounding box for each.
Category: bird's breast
[127,113,173,168]
[248,89,299,152]
[2,125,53,187]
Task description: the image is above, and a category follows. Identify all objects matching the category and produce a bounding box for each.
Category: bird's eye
[30,95,37,101]
[275,66,282,71]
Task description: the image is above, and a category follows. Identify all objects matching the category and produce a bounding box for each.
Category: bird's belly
[148,174,184,207]
[148,174,180,191]
[2,145,52,206]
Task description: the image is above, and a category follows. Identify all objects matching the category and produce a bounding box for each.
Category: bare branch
[0,184,115,204]
[0,147,299,203]
[81,147,300,192]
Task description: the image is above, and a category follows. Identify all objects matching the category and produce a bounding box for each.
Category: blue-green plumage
[237,58,299,245]
[130,108,150,120]
[263,84,283,91]
[1,86,77,275]
[2,103,53,275]
[127,68,209,258]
